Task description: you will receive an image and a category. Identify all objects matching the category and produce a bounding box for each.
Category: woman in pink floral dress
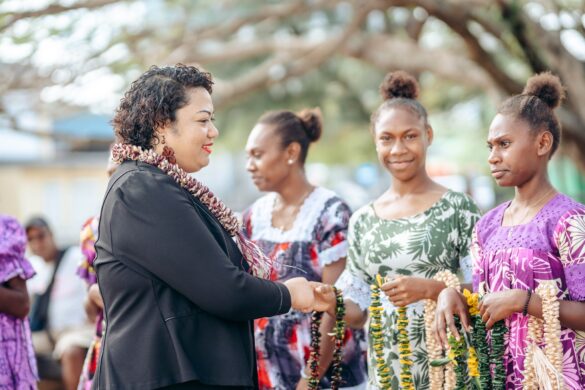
[0,215,38,389]
[435,73,585,389]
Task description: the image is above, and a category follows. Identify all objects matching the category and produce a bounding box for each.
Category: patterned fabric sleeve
[77,215,99,285]
[316,198,351,267]
[240,207,253,240]
[0,215,35,283]
[554,206,585,301]
[335,209,371,311]
[455,194,482,283]
[471,226,485,294]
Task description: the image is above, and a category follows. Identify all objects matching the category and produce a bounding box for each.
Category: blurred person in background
[94,64,330,390]
[76,154,118,390]
[25,216,92,390]
[243,107,367,390]
[320,71,481,389]
[0,215,38,389]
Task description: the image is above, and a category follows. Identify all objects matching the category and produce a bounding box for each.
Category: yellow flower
[376,274,384,287]
[468,347,479,377]
[463,289,480,316]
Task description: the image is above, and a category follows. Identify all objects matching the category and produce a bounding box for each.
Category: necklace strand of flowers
[424,270,460,390]
[307,287,346,390]
[111,143,273,278]
[522,281,564,390]
[369,274,392,389]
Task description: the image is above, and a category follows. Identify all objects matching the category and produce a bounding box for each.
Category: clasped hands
[284,277,339,314]
[286,274,441,315]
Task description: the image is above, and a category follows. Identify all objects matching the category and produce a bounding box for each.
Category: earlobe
[287,142,301,163]
[426,126,434,145]
[537,131,553,157]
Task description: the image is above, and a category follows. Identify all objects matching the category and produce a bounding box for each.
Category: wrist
[510,289,526,313]
[520,289,532,315]
[426,279,447,300]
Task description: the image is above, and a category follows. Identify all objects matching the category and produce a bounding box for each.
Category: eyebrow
[486,135,509,143]
[197,109,214,115]
[379,128,419,135]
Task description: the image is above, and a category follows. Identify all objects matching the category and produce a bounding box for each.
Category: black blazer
[93,161,291,389]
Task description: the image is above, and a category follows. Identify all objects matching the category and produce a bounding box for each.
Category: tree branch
[0,0,120,32]
[212,2,372,107]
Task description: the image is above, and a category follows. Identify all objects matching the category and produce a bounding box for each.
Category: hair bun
[297,107,323,143]
[523,72,565,109]
[379,70,419,101]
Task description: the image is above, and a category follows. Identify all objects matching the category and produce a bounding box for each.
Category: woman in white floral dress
[243,107,367,390]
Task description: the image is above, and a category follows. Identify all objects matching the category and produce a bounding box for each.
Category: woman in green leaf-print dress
[324,71,481,389]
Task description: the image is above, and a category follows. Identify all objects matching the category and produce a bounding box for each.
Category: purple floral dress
[0,215,38,390]
[76,216,102,390]
[473,193,585,389]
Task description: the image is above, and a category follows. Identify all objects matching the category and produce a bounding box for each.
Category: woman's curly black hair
[112,64,214,149]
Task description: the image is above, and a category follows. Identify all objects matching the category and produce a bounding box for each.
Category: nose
[390,139,407,155]
[488,147,500,165]
[246,157,256,172]
[209,121,219,139]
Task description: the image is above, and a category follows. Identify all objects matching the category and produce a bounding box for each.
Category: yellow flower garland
[397,306,414,390]
[462,289,481,384]
[369,274,391,389]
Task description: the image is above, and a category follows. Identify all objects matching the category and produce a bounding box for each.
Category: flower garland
[397,306,414,390]
[111,143,273,278]
[447,316,468,390]
[522,281,564,390]
[490,320,508,390]
[463,289,489,390]
[522,312,543,390]
[308,311,323,390]
[330,287,346,390]
[424,270,460,390]
[307,287,346,390]
[369,274,392,389]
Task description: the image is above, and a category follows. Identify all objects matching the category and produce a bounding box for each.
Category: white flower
[567,214,585,260]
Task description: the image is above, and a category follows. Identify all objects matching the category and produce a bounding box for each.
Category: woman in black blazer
[93,64,327,390]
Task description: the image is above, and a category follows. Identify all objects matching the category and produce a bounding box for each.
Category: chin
[387,169,416,182]
[495,179,514,187]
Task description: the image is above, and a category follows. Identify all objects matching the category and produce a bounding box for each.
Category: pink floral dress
[473,193,585,389]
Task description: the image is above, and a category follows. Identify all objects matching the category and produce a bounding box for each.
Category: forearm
[343,300,367,329]
[526,293,585,331]
[0,285,30,318]
[424,279,447,301]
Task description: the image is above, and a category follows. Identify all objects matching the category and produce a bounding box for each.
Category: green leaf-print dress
[336,190,481,390]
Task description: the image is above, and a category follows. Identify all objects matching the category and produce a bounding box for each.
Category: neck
[44,247,59,263]
[389,170,434,197]
[275,170,313,206]
[514,169,555,206]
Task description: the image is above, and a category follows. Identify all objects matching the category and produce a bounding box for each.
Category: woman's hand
[89,283,104,310]
[479,289,525,330]
[285,277,316,313]
[434,287,471,347]
[381,276,445,307]
[311,282,337,315]
[296,378,309,390]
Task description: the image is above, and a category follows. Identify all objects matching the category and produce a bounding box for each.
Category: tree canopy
[2,0,584,169]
